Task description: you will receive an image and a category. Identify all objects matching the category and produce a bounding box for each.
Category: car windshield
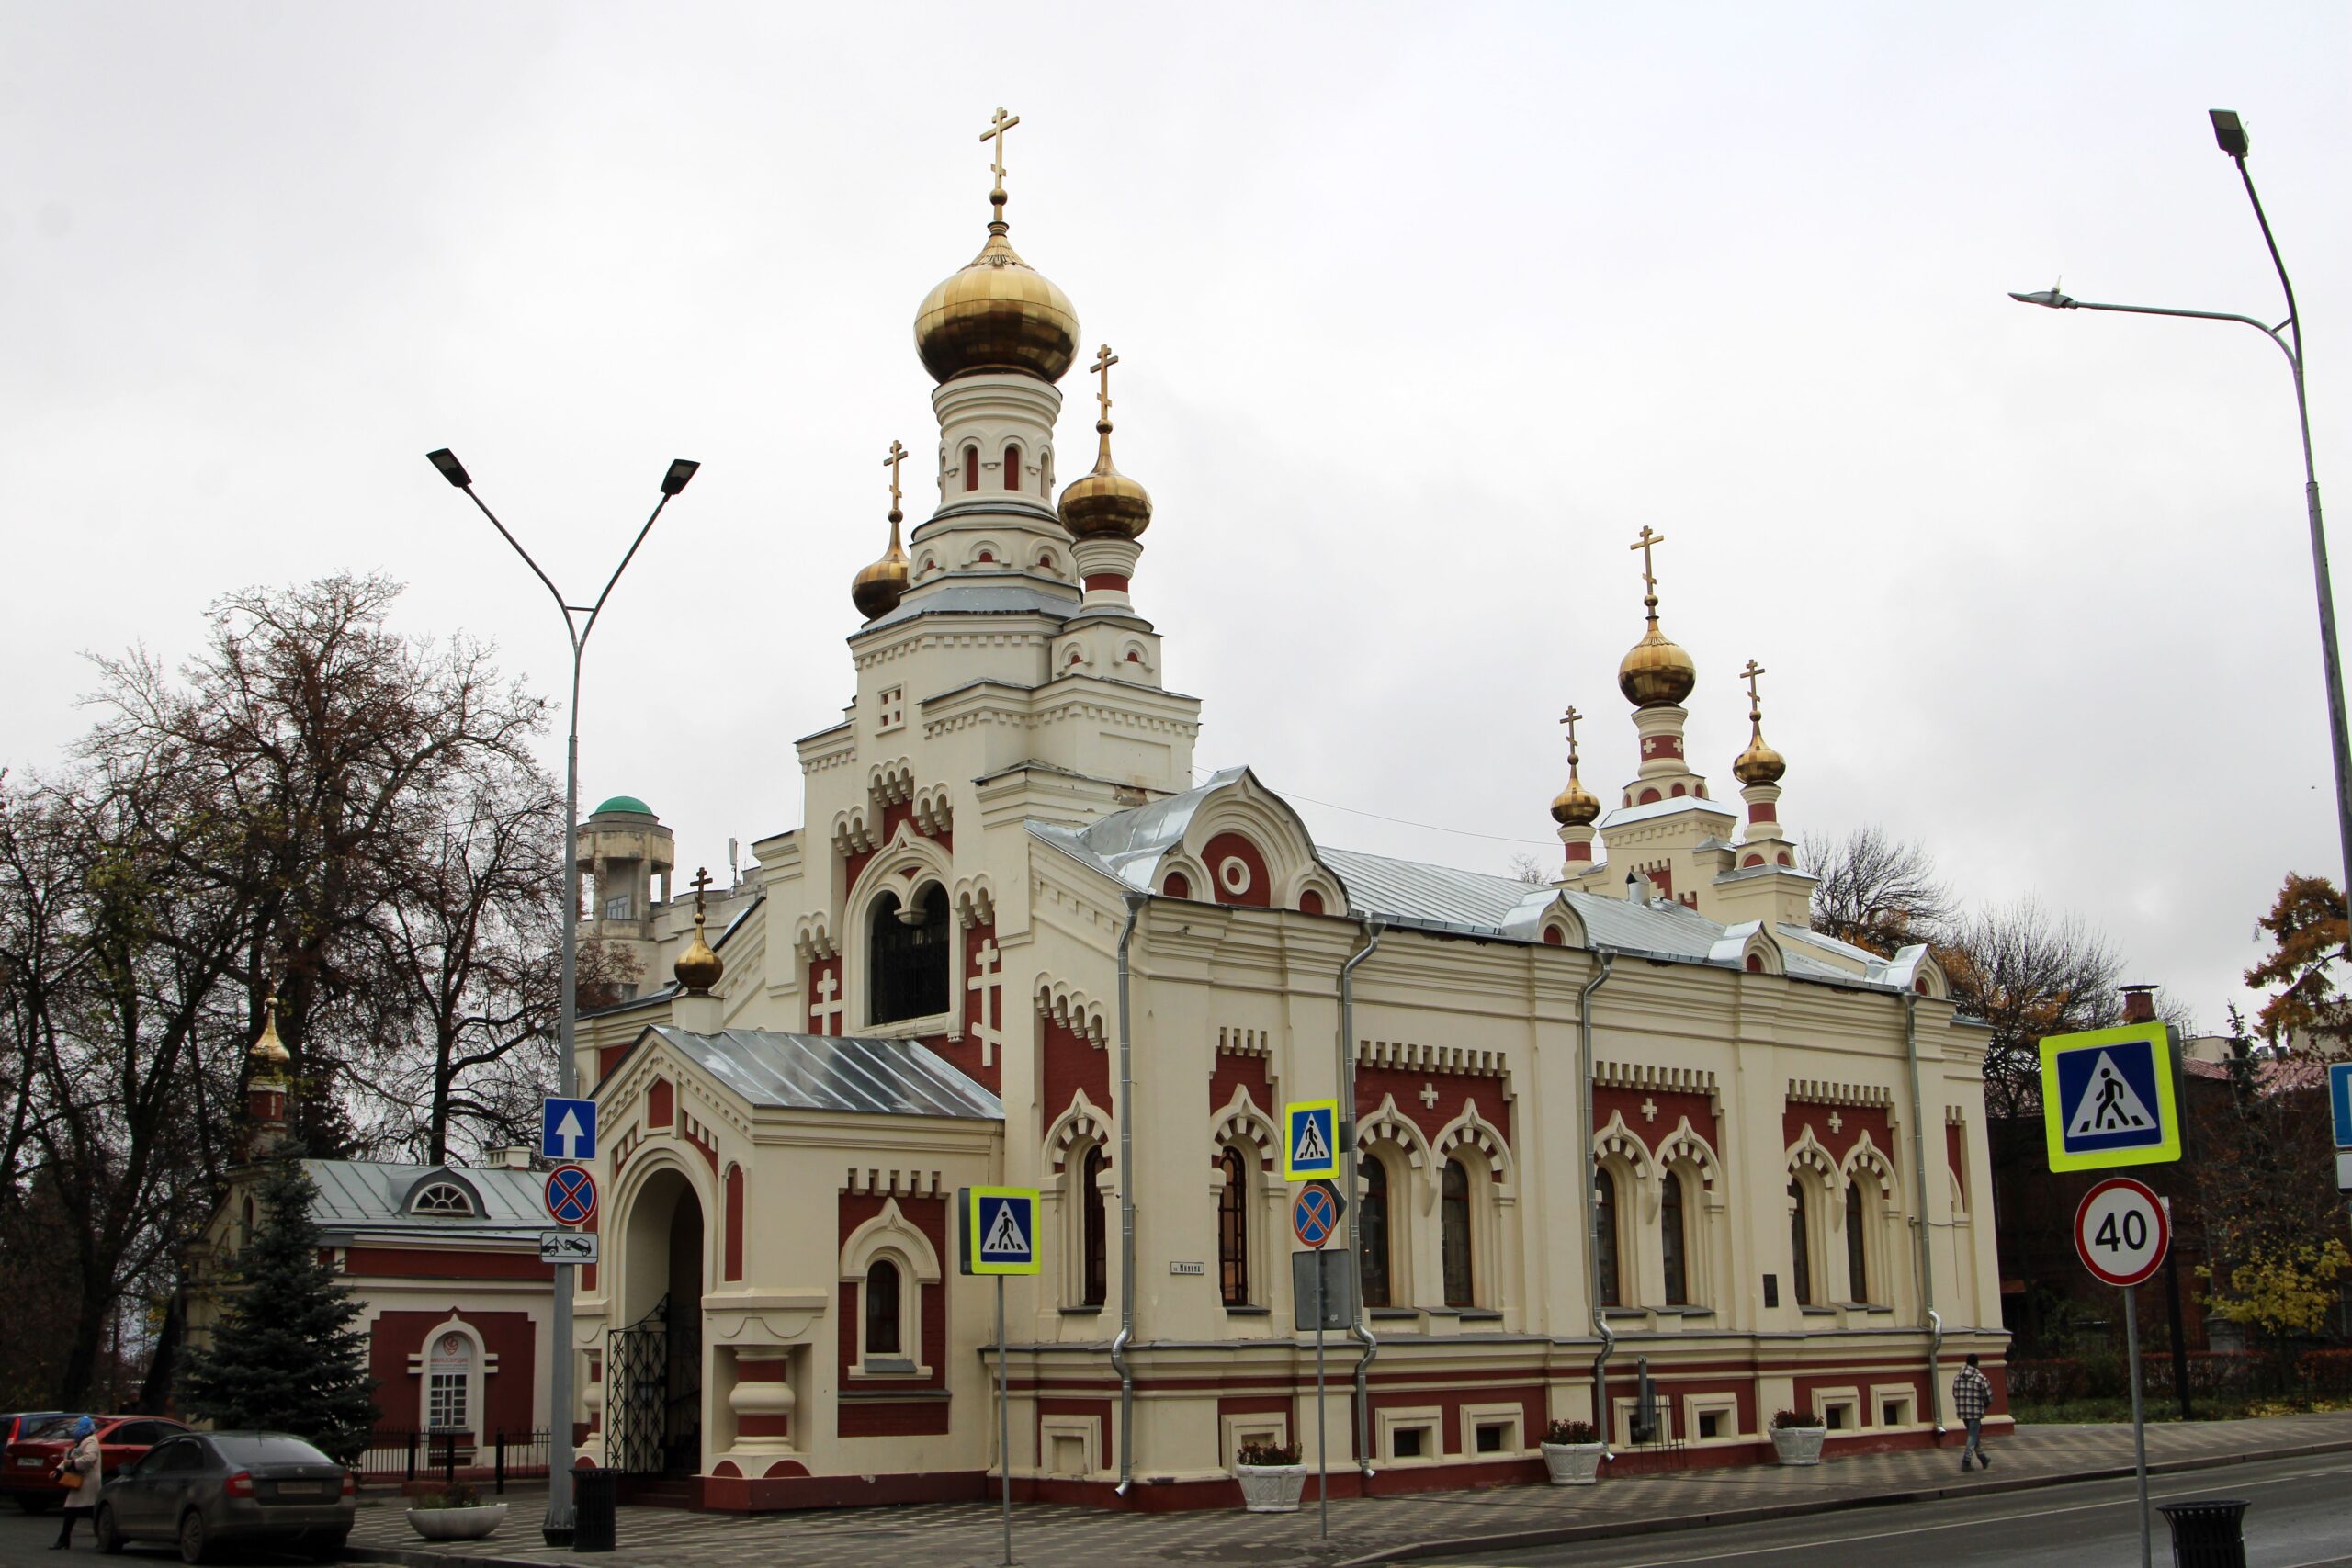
[209,1436,333,1466]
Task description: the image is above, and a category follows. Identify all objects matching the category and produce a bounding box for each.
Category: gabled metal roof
[639,1026,1003,1122]
[300,1160,550,1240]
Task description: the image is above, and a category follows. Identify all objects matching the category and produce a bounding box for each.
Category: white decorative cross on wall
[1826,1111,1844,1134]
[1640,1097,1658,1122]
[966,941,1002,1066]
[1419,1082,1440,1110]
[810,968,843,1036]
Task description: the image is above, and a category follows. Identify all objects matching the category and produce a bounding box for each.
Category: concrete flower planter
[406,1503,510,1541]
[1770,1426,1826,1466]
[1541,1440,1605,1485]
[1235,1462,1307,1513]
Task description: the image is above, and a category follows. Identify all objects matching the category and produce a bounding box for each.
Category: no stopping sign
[2073,1176,2169,1288]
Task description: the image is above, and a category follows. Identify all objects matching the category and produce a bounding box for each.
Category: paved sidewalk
[340,1411,2352,1568]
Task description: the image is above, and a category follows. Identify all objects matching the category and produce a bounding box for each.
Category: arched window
[425,1330,473,1432]
[1595,1168,1622,1308]
[1845,1180,1869,1303]
[1788,1179,1815,1307]
[412,1181,475,1216]
[1441,1157,1474,1307]
[1217,1146,1250,1306]
[1002,443,1020,491]
[1358,1156,1391,1308]
[1042,447,1054,491]
[1661,1169,1689,1306]
[865,1259,903,1355]
[868,885,950,1023]
[962,444,978,493]
[1081,1145,1109,1308]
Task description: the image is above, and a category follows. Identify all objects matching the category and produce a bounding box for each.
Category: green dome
[591,795,655,818]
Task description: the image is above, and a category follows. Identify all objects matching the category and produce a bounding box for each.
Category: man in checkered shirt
[1953,1353,1994,1471]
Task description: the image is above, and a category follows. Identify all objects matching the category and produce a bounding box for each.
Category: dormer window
[412,1181,475,1217]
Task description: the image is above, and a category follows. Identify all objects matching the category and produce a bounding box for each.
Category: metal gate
[605,1295,700,1475]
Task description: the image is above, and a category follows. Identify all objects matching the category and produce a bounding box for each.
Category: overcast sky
[4,1,2347,1032]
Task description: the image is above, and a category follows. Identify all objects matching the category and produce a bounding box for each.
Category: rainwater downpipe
[1340,919,1385,1479]
[1902,989,1946,1436]
[1112,892,1146,1495]
[1580,951,1618,1455]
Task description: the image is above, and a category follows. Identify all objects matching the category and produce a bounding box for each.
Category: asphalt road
[1429,1453,2352,1568]
[0,1502,330,1568]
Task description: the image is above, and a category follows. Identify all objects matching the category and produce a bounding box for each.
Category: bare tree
[1507,852,1551,886]
[1800,826,1951,956]
[1940,899,2127,1120]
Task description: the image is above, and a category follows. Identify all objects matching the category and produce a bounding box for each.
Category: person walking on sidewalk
[49,1417,101,1549]
[1953,1354,1994,1472]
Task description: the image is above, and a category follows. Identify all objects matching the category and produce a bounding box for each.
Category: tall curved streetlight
[2010,108,2346,916]
[425,446,698,1543]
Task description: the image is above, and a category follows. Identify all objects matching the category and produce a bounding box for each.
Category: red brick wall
[367,1310,537,1438]
[1043,1012,1110,1122]
[1354,1066,1510,1146]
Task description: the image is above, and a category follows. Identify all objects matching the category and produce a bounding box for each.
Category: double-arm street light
[425,446,698,1543]
[2010,108,2346,913]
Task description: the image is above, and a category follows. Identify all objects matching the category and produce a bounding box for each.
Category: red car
[2,1415,191,1512]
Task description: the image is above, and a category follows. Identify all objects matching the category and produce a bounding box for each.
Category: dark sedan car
[94,1430,354,1563]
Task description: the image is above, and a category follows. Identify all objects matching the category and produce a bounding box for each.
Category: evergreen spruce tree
[182,1157,378,1461]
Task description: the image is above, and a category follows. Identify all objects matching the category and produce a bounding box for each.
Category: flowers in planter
[1770,1409,1826,1430]
[1544,1420,1600,1445]
[412,1482,483,1510]
[1236,1439,1302,1467]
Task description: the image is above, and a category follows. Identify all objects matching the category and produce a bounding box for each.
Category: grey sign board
[1290,1248,1353,1332]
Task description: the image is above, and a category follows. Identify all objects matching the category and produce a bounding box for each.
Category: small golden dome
[1618,622,1698,708]
[913,210,1080,386]
[248,995,291,1072]
[1060,428,1152,540]
[1550,770,1600,826]
[673,868,724,996]
[852,513,910,620]
[1734,730,1786,786]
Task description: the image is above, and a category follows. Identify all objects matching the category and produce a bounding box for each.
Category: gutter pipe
[1340,919,1385,1479]
[1579,951,1617,1454]
[1112,892,1146,1495]
[1903,989,1946,1436]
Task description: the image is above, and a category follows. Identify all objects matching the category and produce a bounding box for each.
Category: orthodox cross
[1630,526,1667,608]
[980,107,1021,198]
[1557,705,1583,765]
[1740,659,1767,724]
[883,439,907,515]
[1091,344,1118,426]
[689,865,713,923]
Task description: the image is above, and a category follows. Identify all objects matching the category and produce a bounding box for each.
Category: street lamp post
[425,447,698,1543]
[2009,107,2349,917]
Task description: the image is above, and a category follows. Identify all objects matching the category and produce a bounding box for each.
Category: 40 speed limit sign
[2073,1175,2170,1288]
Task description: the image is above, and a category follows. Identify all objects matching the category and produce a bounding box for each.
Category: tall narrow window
[1661,1169,1689,1306]
[1789,1179,1814,1307]
[426,1333,471,1432]
[1359,1156,1391,1308]
[1082,1145,1109,1307]
[868,886,950,1023]
[1845,1180,1869,1303]
[1217,1146,1250,1306]
[1002,443,1021,491]
[962,444,978,493]
[865,1259,903,1355]
[1442,1158,1474,1307]
[1595,1168,1622,1308]
[1042,447,1054,491]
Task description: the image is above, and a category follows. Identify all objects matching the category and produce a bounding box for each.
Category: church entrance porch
[609,1166,705,1479]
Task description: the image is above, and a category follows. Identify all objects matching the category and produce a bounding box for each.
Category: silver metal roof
[637,1027,1003,1122]
[300,1160,550,1239]
[860,581,1079,633]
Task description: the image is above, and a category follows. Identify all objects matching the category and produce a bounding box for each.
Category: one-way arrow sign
[541,1097,598,1162]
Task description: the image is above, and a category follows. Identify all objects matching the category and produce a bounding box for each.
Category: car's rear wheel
[94,1502,126,1554]
[176,1507,210,1565]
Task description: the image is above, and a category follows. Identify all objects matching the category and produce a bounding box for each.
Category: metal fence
[355,1428,551,1493]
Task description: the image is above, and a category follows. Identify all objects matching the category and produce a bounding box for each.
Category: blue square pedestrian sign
[2330,1062,2352,1149]
[1283,1100,1340,1182]
[541,1097,598,1162]
[2039,1022,2180,1172]
[966,1187,1040,1276]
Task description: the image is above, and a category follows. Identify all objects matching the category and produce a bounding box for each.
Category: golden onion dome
[851,511,910,621]
[1734,729,1787,786]
[1618,621,1698,708]
[1550,768,1600,826]
[248,995,291,1071]
[1059,344,1151,540]
[673,870,724,996]
[913,202,1080,385]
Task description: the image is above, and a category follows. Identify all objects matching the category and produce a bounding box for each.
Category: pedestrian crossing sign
[965,1186,1041,1276]
[2039,1022,2181,1172]
[1283,1100,1340,1181]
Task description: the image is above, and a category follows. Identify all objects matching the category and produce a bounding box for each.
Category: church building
[565,113,2007,1511]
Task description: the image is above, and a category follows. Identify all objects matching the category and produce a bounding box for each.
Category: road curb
[342,1545,584,1568]
[1332,1438,2352,1566]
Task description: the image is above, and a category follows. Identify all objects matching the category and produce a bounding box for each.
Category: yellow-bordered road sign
[966,1186,1041,1275]
[2039,1021,2181,1172]
[1283,1100,1340,1181]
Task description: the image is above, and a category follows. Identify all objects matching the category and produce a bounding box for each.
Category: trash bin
[2158,1499,2248,1568]
[571,1467,617,1553]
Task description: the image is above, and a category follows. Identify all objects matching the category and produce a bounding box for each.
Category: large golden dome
[913,206,1080,385]
[1618,623,1697,708]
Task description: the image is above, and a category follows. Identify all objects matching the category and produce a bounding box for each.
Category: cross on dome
[1091,344,1119,429]
[1558,705,1583,764]
[981,107,1021,206]
[883,439,907,516]
[1631,526,1668,615]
